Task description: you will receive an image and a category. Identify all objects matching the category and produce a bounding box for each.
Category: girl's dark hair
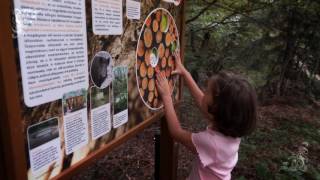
[207,71,257,138]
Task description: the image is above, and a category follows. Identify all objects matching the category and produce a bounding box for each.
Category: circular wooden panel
[135,8,180,110]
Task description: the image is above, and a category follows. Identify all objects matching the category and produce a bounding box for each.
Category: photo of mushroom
[136,8,180,110]
[90,51,113,89]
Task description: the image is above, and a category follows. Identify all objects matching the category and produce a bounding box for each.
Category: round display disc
[135,8,180,110]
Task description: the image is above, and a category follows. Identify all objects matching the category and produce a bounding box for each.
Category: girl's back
[188,128,240,180]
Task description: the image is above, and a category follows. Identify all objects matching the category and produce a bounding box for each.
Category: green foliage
[113,67,128,114]
[185,0,320,98]
[256,162,273,180]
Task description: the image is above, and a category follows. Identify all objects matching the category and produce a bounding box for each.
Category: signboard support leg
[158,117,177,180]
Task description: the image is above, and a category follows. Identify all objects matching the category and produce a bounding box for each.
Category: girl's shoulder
[193,129,240,146]
[191,128,241,165]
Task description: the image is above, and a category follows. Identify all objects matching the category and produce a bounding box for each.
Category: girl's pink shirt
[187,128,241,180]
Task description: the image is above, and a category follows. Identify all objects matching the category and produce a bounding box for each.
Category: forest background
[74,0,320,179]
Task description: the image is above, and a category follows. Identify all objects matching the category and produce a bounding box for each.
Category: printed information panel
[14,0,89,107]
[11,1,184,179]
[92,0,123,35]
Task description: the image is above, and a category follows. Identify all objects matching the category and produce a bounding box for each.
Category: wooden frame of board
[0,0,187,179]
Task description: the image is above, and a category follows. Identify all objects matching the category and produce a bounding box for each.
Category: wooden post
[0,127,8,180]
[0,0,28,179]
[157,2,186,179]
[159,117,177,180]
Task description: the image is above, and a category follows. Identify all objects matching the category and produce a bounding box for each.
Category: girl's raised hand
[172,51,186,76]
[156,72,172,102]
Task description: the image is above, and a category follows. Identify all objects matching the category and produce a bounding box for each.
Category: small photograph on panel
[27,117,61,176]
[91,86,110,109]
[28,118,60,150]
[113,66,129,128]
[90,51,113,89]
[62,89,87,116]
[113,67,128,115]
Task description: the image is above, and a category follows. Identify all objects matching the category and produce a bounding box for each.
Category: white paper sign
[162,0,182,6]
[27,118,61,176]
[63,108,89,155]
[91,103,111,140]
[126,0,141,20]
[113,109,129,128]
[62,90,89,155]
[14,0,89,107]
[92,0,123,35]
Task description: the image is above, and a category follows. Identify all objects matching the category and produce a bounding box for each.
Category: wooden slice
[155,65,160,73]
[158,43,165,58]
[165,33,172,47]
[137,59,142,69]
[160,14,169,33]
[145,49,151,66]
[139,88,145,97]
[144,28,153,48]
[146,16,152,27]
[152,20,159,32]
[139,62,147,77]
[168,56,173,67]
[147,66,154,78]
[153,98,158,107]
[166,67,171,78]
[148,91,154,103]
[148,79,155,91]
[171,33,176,42]
[137,40,145,57]
[161,57,167,68]
[156,31,162,44]
[142,77,148,90]
[154,87,158,97]
[169,23,174,34]
[165,48,170,58]
[156,10,162,22]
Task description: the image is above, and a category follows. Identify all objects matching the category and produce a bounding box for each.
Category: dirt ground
[73,88,320,180]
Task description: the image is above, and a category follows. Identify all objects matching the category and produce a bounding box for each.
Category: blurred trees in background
[185,0,320,102]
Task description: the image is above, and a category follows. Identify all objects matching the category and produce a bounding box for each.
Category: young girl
[156,52,257,180]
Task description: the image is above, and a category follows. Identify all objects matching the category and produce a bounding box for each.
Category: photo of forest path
[73,0,320,179]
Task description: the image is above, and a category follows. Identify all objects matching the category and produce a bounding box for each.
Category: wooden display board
[0,0,186,179]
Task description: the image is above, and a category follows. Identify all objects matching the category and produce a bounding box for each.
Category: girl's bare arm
[156,73,196,153]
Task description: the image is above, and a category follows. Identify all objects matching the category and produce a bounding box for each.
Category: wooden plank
[0,0,28,179]
[159,117,177,180]
[0,80,8,180]
[158,3,186,179]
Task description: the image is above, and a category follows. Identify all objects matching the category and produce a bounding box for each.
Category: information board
[0,0,185,179]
